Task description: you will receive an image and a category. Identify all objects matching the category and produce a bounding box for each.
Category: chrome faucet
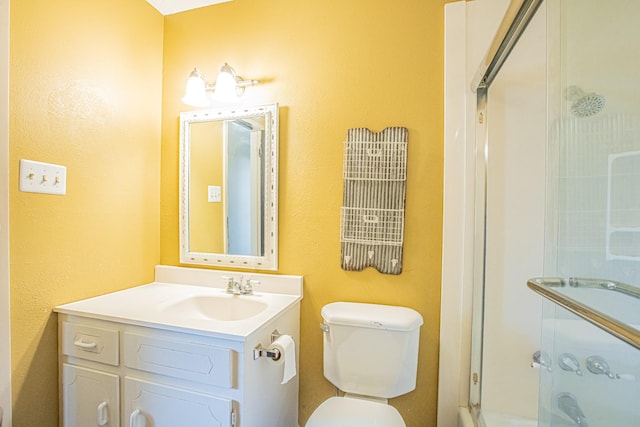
[222,276,259,295]
[223,275,243,294]
[557,393,589,426]
[531,350,552,372]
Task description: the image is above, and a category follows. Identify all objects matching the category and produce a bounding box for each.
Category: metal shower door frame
[467,0,545,411]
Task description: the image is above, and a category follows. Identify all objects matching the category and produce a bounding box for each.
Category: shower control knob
[586,355,614,379]
[586,355,635,380]
[558,353,583,376]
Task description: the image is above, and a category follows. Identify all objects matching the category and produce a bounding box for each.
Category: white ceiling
[145,0,231,15]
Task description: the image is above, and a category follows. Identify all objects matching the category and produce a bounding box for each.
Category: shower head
[572,93,606,117]
[565,85,606,118]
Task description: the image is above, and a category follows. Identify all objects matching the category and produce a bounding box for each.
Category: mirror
[179,103,278,270]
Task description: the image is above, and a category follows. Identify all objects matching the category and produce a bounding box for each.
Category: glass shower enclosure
[467,0,640,426]
[527,0,640,425]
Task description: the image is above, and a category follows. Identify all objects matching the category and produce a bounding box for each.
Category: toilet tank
[321,302,423,399]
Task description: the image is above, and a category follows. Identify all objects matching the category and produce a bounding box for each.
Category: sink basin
[55,267,303,337]
[162,294,268,321]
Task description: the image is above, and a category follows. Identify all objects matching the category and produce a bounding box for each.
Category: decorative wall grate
[340,127,408,275]
[343,141,407,181]
[340,207,404,246]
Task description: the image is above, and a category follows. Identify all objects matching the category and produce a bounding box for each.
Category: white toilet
[305,301,424,427]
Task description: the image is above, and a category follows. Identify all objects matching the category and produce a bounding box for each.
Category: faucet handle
[242,279,260,295]
[585,355,634,380]
[558,353,583,376]
[586,355,613,378]
[222,276,236,293]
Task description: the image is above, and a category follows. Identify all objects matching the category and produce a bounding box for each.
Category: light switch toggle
[19,159,67,195]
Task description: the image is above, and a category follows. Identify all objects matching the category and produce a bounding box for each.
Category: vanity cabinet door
[124,377,233,427]
[62,364,120,427]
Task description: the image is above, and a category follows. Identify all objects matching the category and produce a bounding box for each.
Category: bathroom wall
[7,0,449,425]
[9,1,163,425]
[160,0,448,425]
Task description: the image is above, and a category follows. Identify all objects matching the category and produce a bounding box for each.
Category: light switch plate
[208,185,221,202]
[19,159,67,195]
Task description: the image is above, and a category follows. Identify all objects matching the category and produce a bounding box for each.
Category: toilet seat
[305,396,406,427]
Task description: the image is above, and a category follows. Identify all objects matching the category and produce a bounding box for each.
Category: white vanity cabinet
[55,266,303,427]
[58,306,300,427]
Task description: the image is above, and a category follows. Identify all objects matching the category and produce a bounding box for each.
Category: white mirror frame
[179,103,279,270]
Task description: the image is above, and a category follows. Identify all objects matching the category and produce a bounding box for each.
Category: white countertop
[54,266,303,340]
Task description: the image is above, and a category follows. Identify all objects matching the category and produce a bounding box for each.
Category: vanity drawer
[62,322,120,366]
[124,333,235,388]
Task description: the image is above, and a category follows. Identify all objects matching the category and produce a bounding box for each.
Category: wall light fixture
[181,63,260,107]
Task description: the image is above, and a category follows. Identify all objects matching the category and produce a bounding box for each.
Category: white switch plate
[19,159,67,195]
[208,185,221,202]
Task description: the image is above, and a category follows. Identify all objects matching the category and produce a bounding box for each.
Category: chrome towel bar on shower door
[527,277,640,350]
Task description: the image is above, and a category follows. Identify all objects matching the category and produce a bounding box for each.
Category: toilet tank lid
[322,302,423,331]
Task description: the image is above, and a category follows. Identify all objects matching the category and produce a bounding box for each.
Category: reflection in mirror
[180,104,278,270]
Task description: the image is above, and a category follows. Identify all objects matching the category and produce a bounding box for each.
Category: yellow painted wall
[9,0,163,425]
[160,0,445,425]
[8,0,447,424]
[189,120,225,253]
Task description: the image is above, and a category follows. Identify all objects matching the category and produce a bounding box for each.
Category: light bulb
[213,63,239,102]
[181,68,211,107]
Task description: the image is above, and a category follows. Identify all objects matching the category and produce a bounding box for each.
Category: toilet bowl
[306,396,405,427]
[305,302,423,427]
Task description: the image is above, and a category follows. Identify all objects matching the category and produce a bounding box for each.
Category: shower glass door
[547,0,640,279]
[470,0,640,425]
[537,0,640,424]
